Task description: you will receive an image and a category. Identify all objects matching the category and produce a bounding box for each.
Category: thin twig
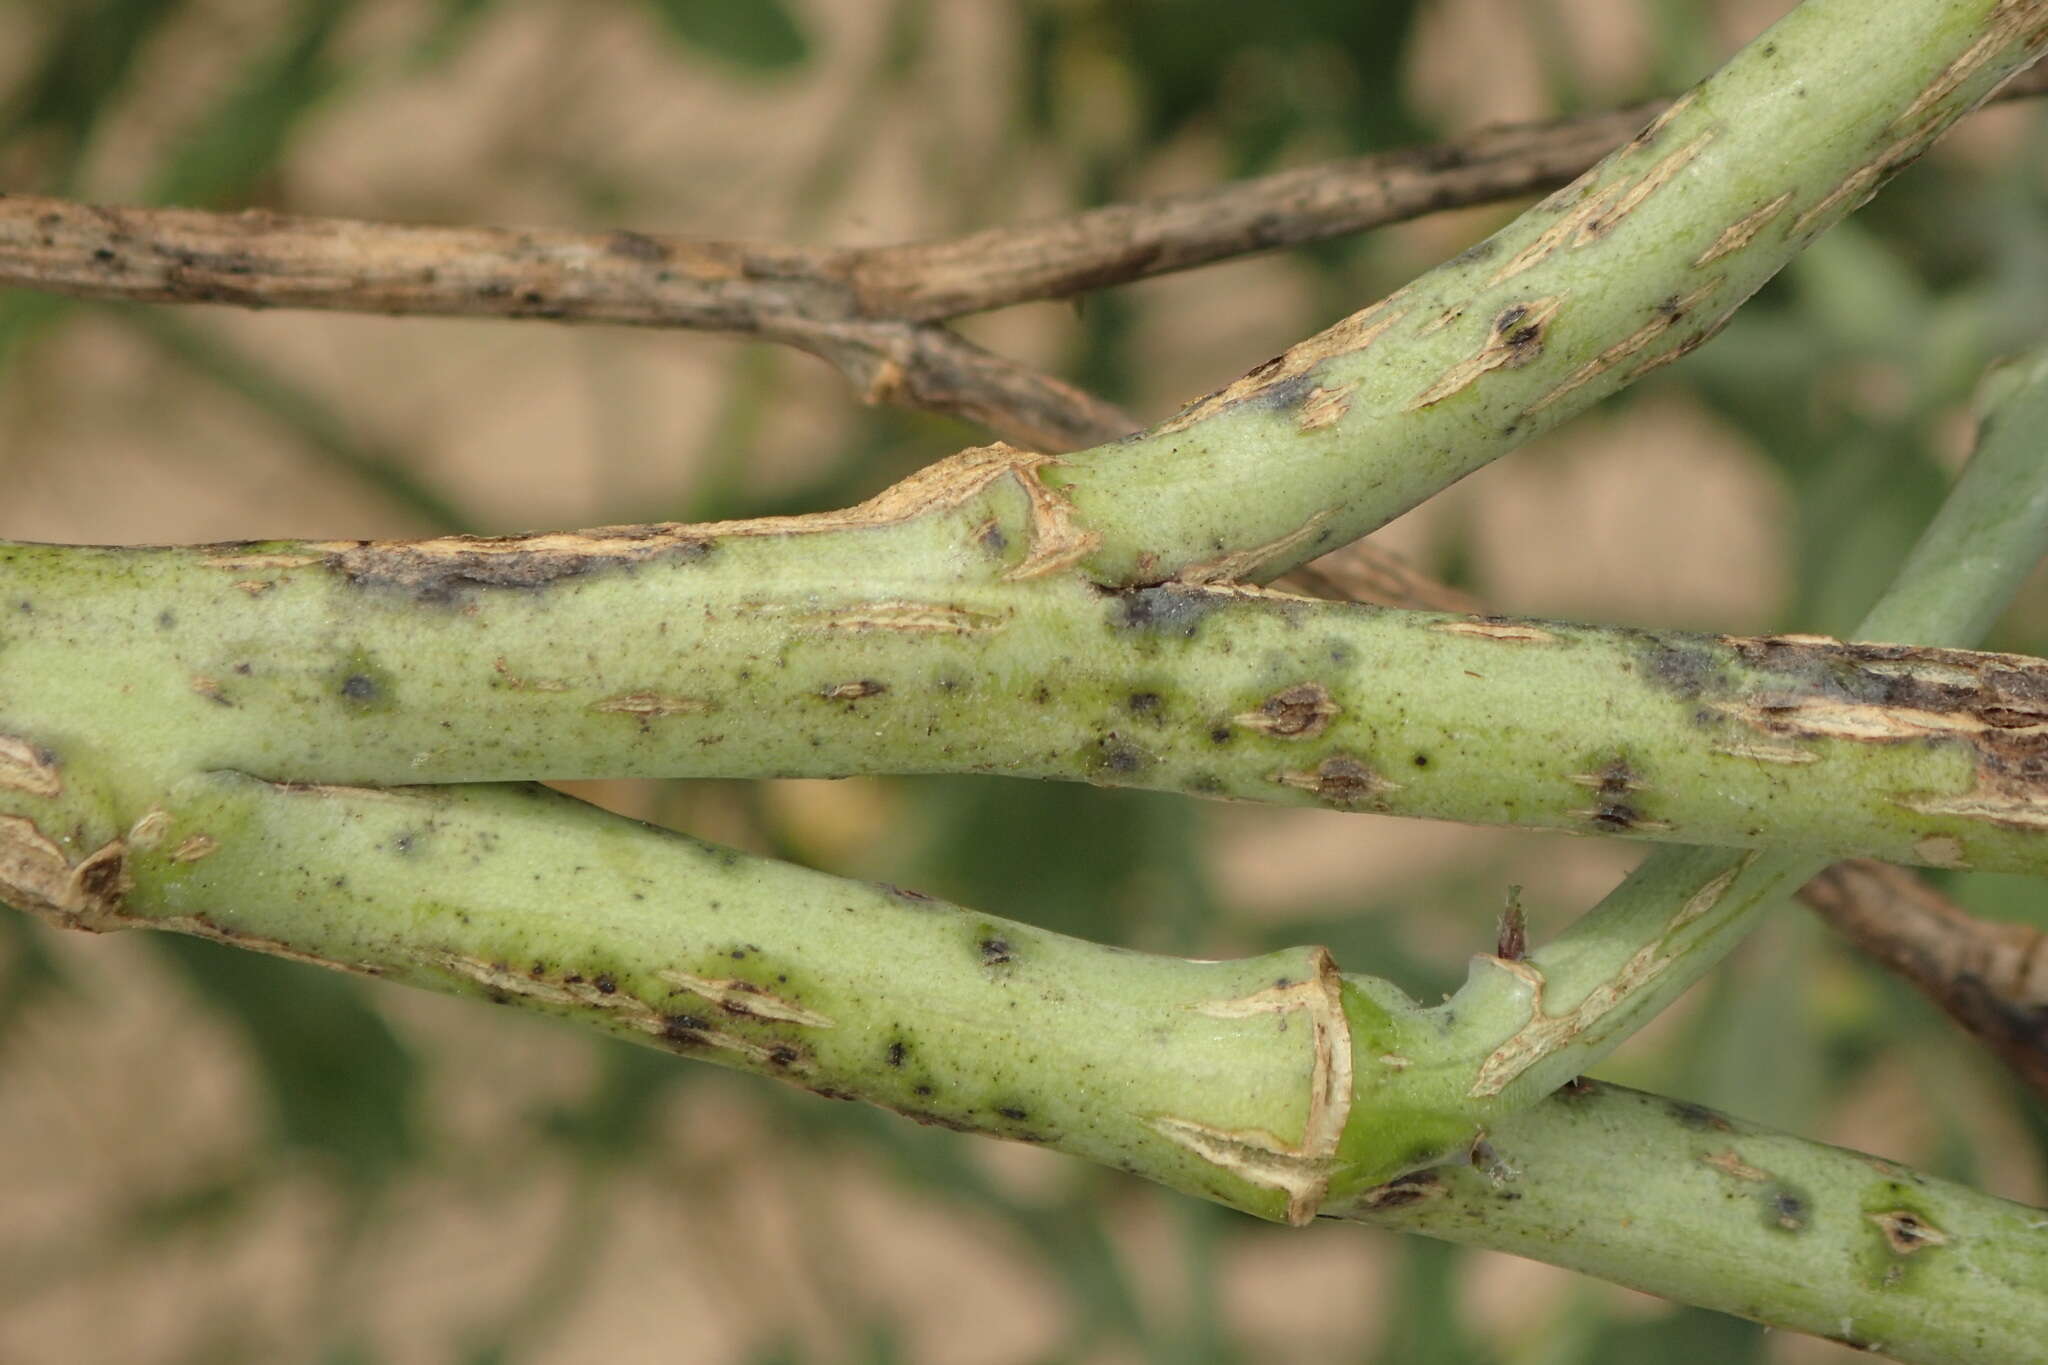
[3,64,2040,445]
[1801,860,2048,1102]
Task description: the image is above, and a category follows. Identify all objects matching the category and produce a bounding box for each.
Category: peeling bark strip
[1715,631,2048,837]
[1152,947,1353,1225]
[1469,858,1751,1098]
[658,969,835,1028]
[217,441,1093,603]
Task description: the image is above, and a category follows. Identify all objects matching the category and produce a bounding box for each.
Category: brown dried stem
[1800,860,2048,1101]
[4,64,2041,450]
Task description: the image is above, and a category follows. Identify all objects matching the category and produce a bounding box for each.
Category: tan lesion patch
[1912,834,1968,869]
[1712,742,1819,766]
[590,692,713,719]
[493,657,572,693]
[1406,295,1566,411]
[1487,131,1716,290]
[1891,3,2048,137]
[1429,619,1557,644]
[1296,382,1357,433]
[1899,791,2048,832]
[789,601,1009,634]
[427,952,792,1067]
[168,834,219,864]
[658,968,835,1028]
[0,816,129,932]
[1790,164,1883,239]
[0,735,62,799]
[1521,278,1722,418]
[1151,947,1353,1225]
[127,809,171,849]
[1176,511,1332,586]
[1868,1209,1949,1255]
[1700,1148,1771,1182]
[1149,297,1410,439]
[1694,192,1794,267]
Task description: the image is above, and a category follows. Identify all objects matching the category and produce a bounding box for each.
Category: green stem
[9,494,2048,871]
[1434,345,2048,1108]
[16,770,1469,1225]
[1051,0,2048,584]
[1336,1080,2048,1365]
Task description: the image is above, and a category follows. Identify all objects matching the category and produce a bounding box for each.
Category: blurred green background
[2,1,2047,1361]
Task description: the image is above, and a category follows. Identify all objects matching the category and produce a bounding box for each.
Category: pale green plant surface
[4,2,2048,1363]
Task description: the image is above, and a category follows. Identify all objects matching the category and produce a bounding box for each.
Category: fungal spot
[1405,295,1565,410]
[1274,755,1396,808]
[1235,683,1340,739]
[1127,691,1163,718]
[1412,753,1429,768]
[1642,637,1726,698]
[1570,758,1670,831]
[1768,1184,1812,1233]
[662,1014,710,1044]
[1357,1170,1444,1210]
[1869,1209,1948,1255]
[328,650,396,713]
[1667,1099,1733,1132]
[1210,726,1234,744]
[1113,584,1230,637]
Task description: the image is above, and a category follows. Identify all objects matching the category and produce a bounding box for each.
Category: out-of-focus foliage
[1,2,2045,1362]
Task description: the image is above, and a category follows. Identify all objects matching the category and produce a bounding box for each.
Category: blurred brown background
[3,1,2046,1362]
